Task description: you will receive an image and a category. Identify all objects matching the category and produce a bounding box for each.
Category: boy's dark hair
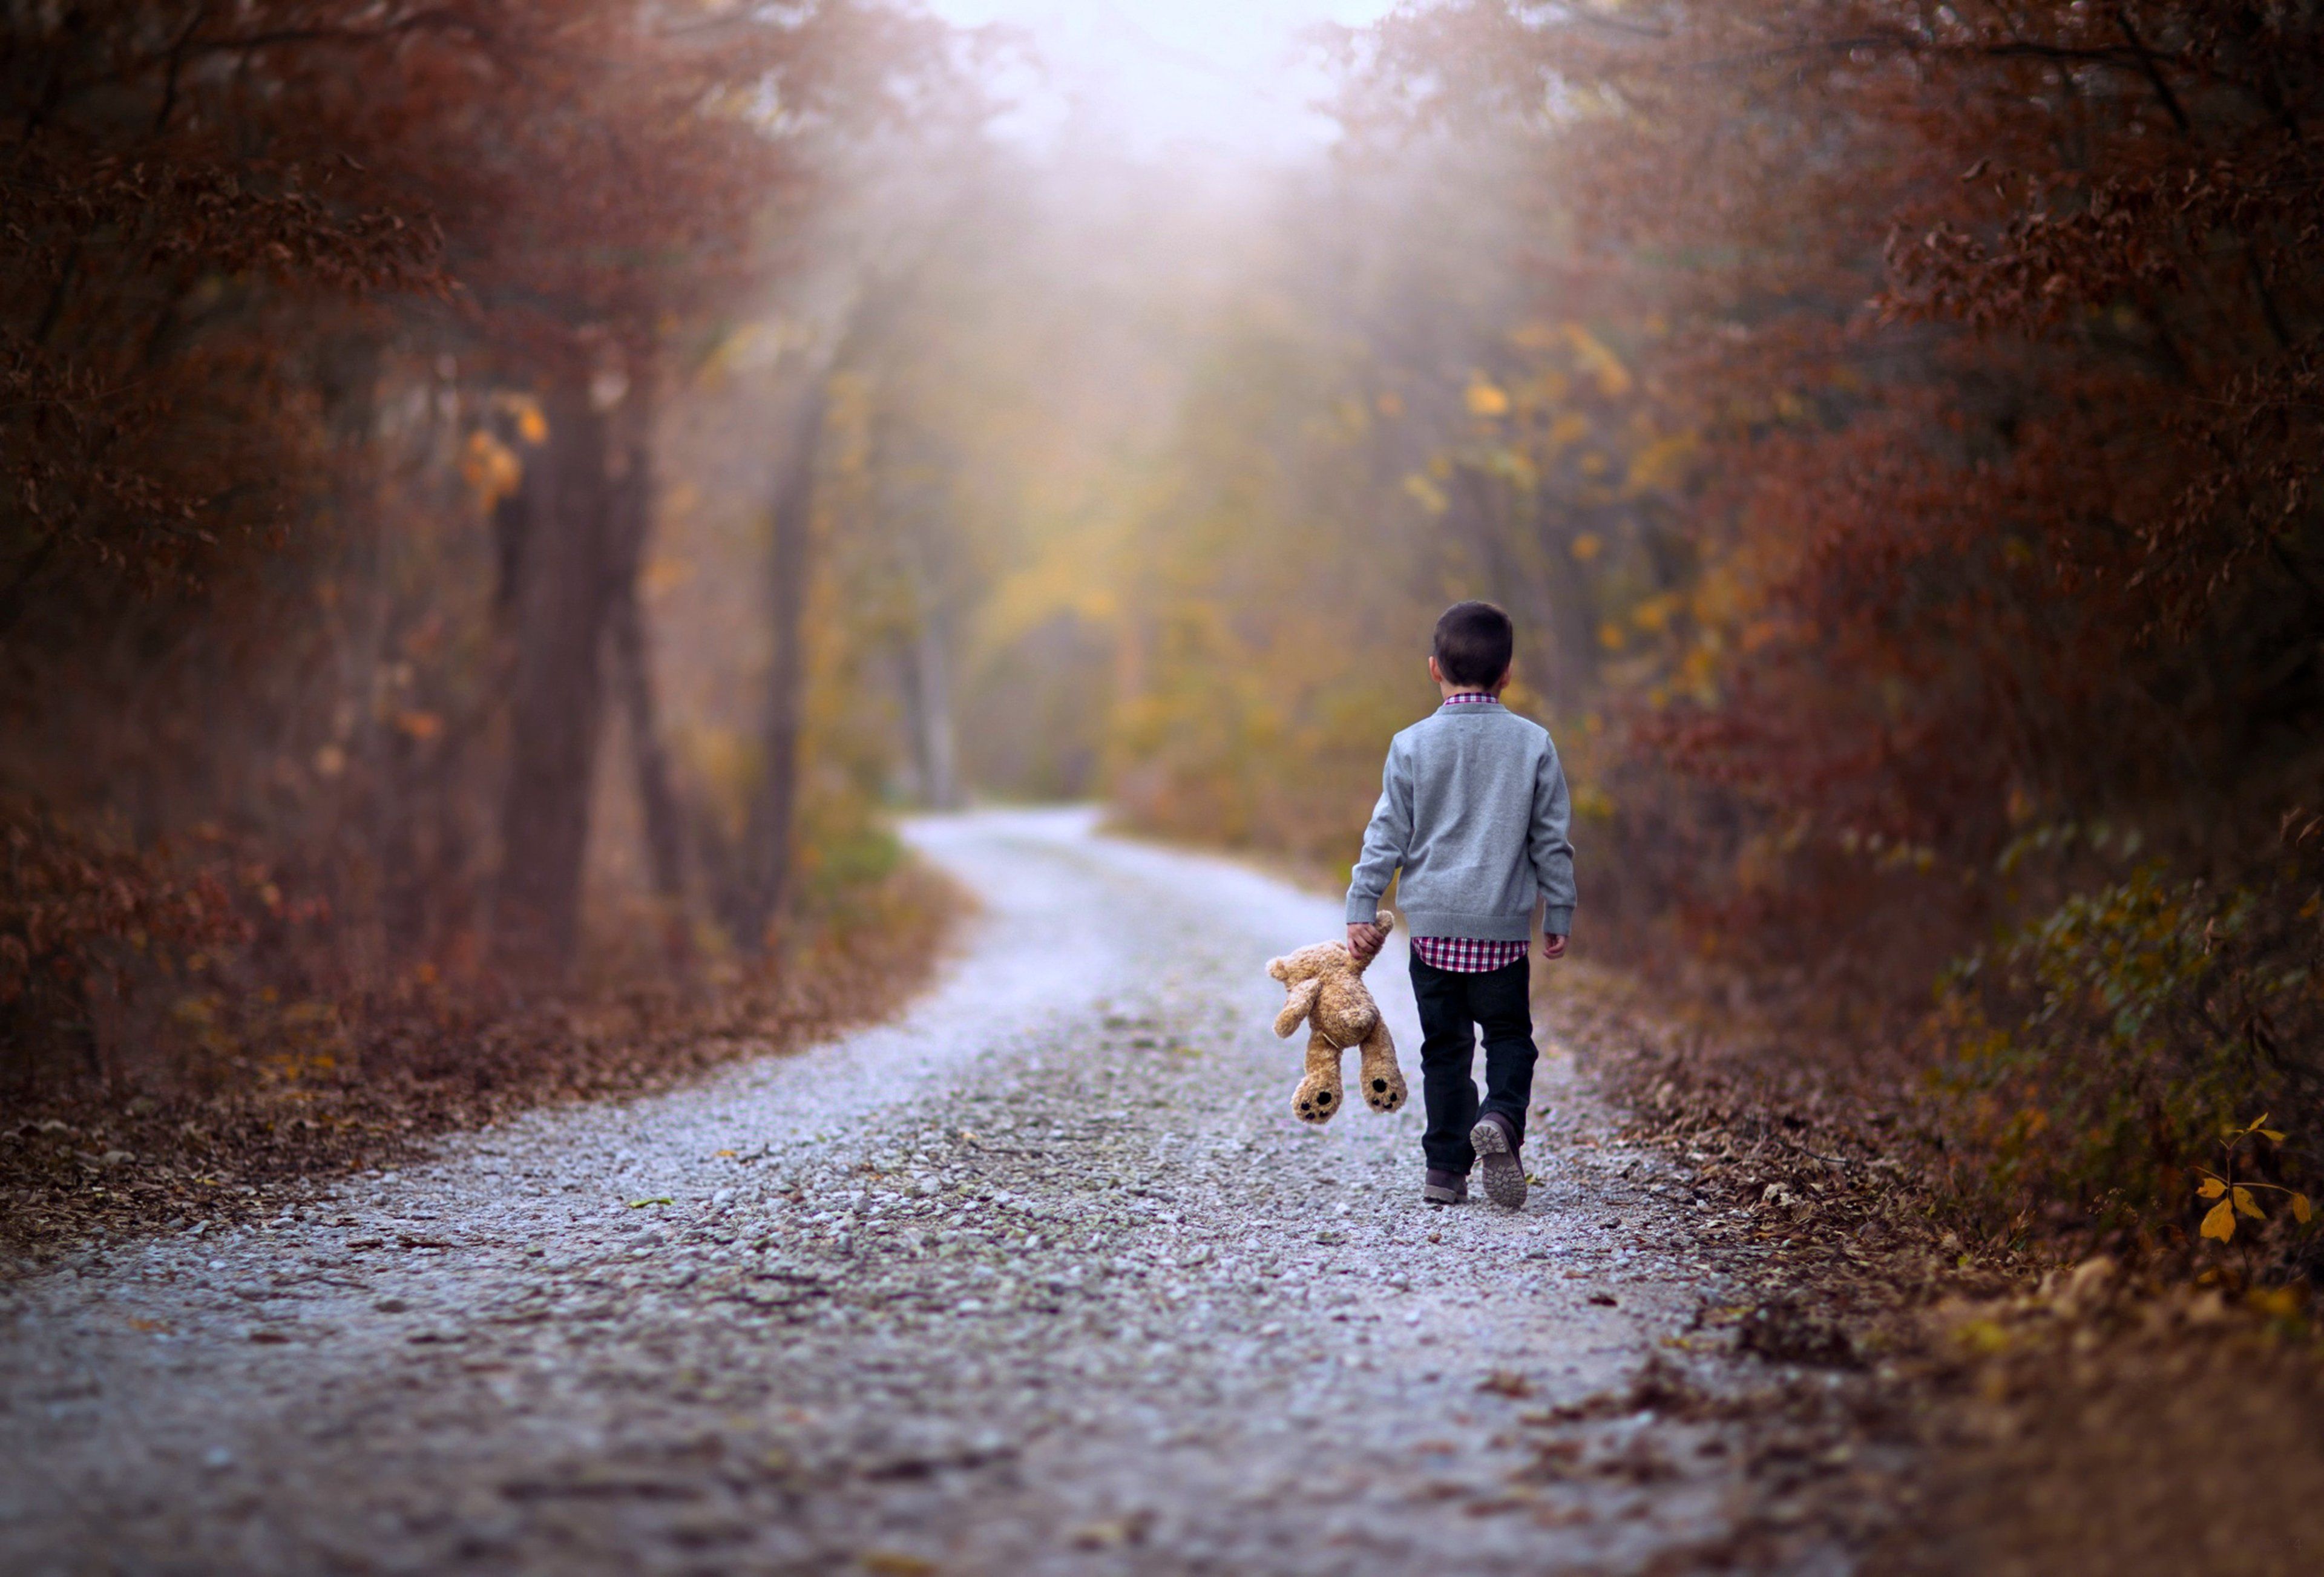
[1433,600,1514,687]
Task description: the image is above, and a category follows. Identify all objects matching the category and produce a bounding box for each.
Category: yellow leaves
[1569,532,1603,563]
[1954,1317,2012,1355]
[642,554,695,598]
[2195,1126,2314,1245]
[1546,411,1590,453]
[1562,322,1633,398]
[1402,472,1450,516]
[1465,378,1511,418]
[1630,592,1679,634]
[459,428,522,510]
[1624,431,1699,495]
[510,395,548,445]
[1597,620,1627,652]
[858,1554,937,1577]
[2249,1285,2303,1320]
[1571,782,1617,822]
[973,537,1126,651]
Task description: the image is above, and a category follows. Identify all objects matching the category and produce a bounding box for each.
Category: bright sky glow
[926,0,1405,160]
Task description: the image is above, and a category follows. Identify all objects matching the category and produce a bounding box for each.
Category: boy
[1344,602,1575,1210]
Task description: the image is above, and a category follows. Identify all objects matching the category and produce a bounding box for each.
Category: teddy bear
[1266,911,1408,1124]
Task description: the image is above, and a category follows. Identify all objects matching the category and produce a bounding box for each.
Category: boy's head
[1431,600,1514,689]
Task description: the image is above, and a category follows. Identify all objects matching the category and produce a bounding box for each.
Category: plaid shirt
[1410,690,1532,972]
[1410,934,1529,972]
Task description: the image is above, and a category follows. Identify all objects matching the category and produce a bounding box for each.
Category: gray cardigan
[1344,699,1576,940]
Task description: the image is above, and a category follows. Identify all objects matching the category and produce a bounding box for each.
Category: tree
[1,0,948,1065]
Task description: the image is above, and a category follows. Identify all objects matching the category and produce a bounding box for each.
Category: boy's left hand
[1542,934,1568,960]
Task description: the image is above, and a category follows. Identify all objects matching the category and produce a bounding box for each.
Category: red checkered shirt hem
[1410,934,1529,972]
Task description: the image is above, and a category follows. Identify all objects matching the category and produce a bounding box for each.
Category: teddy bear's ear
[1267,957,1288,980]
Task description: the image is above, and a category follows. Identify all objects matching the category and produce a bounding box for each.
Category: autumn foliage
[1348,1,2324,1271]
[980,2,2322,1276]
[7,1,2320,1281]
[1,2,948,1104]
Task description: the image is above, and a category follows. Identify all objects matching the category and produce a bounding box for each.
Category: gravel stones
[0,808,1804,1575]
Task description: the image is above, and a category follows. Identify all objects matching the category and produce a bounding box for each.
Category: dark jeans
[1409,953,1537,1175]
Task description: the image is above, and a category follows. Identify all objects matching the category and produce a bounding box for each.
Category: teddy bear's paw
[1292,1076,1341,1124]
[1362,1067,1408,1113]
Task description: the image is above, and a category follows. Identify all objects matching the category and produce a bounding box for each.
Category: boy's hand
[1346,922,1385,962]
[1542,934,1569,960]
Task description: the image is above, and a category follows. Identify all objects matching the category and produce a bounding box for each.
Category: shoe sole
[1470,1119,1527,1210]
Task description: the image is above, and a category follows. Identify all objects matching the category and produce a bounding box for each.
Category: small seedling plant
[2194,1114,2313,1243]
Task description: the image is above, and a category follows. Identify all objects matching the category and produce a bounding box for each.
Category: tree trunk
[493,372,615,983]
[600,380,692,966]
[903,609,960,810]
[729,375,827,956]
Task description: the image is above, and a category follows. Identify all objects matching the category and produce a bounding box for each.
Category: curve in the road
[0,808,1780,1576]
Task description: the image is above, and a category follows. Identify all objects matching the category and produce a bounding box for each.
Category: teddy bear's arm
[1272,975,1323,1038]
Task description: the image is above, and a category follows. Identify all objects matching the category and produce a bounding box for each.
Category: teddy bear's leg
[1291,1028,1345,1124]
[1355,1018,1407,1113]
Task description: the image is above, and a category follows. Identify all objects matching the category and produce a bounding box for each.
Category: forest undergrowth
[1552,961,2324,1575]
[0,850,962,1270]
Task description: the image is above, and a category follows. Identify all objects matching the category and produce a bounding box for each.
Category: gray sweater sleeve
[1532,738,1577,935]
[1344,739,1411,924]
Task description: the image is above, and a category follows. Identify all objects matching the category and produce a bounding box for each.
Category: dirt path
[0,808,1817,1576]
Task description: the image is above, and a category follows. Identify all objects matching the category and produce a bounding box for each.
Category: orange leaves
[1464,378,1512,418]
[459,430,522,509]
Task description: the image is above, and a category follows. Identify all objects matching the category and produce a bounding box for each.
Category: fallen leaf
[858,1553,936,1576]
[627,1197,675,1208]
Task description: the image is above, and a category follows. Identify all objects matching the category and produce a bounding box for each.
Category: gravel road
[0,808,1804,1576]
